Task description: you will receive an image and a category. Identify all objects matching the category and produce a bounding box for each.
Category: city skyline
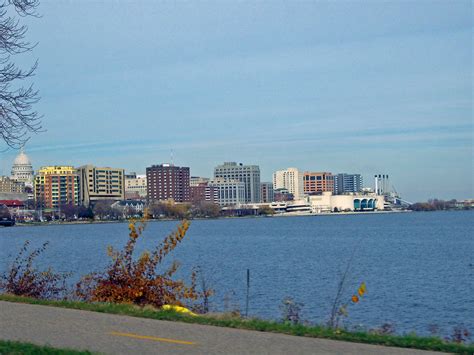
[0,1,471,202]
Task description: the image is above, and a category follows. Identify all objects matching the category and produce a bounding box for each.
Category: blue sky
[0,0,472,201]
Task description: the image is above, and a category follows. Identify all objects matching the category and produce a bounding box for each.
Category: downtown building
[146,164,190,202]
[334,173,363,194]
[190,182,219,205]
[125,172,147,200]
[189,176,218,204]
[0,176,25,194]
[34,166,80,208]
[213,162,260,203]
[209,178,245,206]
[77,165,125,206]
[260,182,274,203]
[273,167,304,200]
[303,172,335,195]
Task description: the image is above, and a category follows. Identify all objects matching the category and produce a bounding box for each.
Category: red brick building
[146,164,190,202]
[303,172,335,195]
[190,182,218,204]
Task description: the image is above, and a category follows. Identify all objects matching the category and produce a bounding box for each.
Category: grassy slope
[0,294,472,354]
[0,340,93,355]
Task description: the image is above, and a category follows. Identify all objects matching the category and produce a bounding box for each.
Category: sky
[0,0,472,201]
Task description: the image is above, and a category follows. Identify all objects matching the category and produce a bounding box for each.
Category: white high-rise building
[214,162,260,203]
[273,167,304,200]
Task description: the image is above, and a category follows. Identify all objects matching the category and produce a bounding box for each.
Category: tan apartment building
[125,172,147,200]
[77,165,125,206]
[0,176,25,194]
[303,172,335,195]
[34,166,80,208]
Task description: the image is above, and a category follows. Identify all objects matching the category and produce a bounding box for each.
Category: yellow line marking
[108,331,196,345]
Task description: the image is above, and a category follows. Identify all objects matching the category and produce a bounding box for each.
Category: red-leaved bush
[76,217,212,310]
[0,241,69,299]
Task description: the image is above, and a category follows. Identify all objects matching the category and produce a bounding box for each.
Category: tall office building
[260,182,274,203]
[303,172,335,195]
[213,162,260,203]
[334,173,363,194]
[146,164,190,202]
[272,168,304,199]
[34,166,80,208]
[77,165,125,206]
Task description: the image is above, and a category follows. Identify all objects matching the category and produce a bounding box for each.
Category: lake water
[1,211,473,337]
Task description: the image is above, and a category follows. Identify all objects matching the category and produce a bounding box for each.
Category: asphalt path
[0,301,443,354]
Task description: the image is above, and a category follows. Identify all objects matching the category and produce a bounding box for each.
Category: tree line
[408,199,471,212]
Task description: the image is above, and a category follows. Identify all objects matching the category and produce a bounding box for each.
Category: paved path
[0,301,442,354]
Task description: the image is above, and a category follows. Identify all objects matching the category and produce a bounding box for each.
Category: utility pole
[245,269,250,318]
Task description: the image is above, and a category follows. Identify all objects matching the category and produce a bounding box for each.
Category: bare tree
[0,0,41,148]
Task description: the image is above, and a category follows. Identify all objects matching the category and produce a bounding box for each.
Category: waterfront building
[0,176,25,194]
[11,148,34,186]
[308,191,383,213]
[190,182,218,204]
[273,168,304,199]
[77,165,125,206]
[303,172,335,194]
[209,178,245,206]
[334,173,363,194]
[146,164,190,202]
[260,182,274,203]
[213,162,260,203]
[34,166,79,208]
[125,173,147,200]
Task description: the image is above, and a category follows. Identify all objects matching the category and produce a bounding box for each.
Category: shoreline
[8,209,416,228]
[9,208,472,228]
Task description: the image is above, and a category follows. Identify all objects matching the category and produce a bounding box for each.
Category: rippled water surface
[1,210,473,336]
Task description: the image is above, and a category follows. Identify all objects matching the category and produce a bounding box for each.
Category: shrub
[328,281,366,329]
[76,217,211,309]
[280,297,304,325]
[257,206,275,215]
[0,241,69,299]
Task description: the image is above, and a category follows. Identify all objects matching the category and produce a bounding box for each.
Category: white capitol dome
[11,148,34,185]
[13,150,32,166]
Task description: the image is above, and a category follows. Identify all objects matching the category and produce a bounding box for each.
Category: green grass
[0,340,94,354]
[1,294,473,354]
